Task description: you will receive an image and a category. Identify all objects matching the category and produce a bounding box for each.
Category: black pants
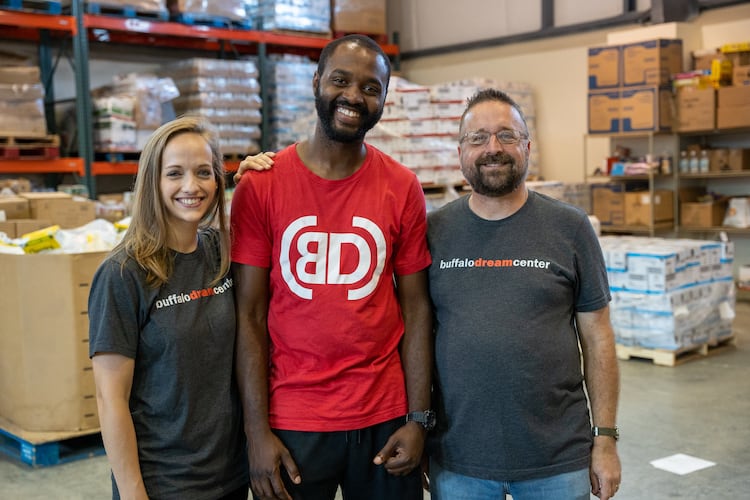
[261,417,423,500]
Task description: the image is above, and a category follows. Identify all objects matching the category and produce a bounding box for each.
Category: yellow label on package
[721,42,750,54]
[20,225,61,253]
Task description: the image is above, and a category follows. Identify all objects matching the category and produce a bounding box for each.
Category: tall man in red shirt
[230,35,433,500]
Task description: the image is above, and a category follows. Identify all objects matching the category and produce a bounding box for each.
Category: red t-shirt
[231,144,431,431]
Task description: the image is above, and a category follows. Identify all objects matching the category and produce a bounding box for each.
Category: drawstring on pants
[345,429,362,444]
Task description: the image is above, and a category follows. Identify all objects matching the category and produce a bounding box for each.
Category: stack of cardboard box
[0,190,103,433]
[0,192,96,239]
[588,39,683,134]
[591,183,675,228]
[716,43,750,129]
[675,42,750,131]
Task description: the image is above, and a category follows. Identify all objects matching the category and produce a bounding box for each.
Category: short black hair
[317,34,391,83]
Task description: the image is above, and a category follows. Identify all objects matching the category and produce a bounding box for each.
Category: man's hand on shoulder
[234,151,276,184]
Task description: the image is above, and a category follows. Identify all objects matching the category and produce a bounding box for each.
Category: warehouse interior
[1,0,750,499]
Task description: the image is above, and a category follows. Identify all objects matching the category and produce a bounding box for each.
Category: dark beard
[462,152,527,197]
[315,89,383,143]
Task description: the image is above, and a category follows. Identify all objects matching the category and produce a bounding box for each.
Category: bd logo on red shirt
[280,215,386,300]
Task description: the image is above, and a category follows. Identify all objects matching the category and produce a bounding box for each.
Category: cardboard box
[718,85,750,107]
[711,148,731,171]
[710,148,750,171]
[729,149,750,170]
[588,45,621,89]
[0,251,107,431]
[591,184,625,225]
[0,66,40,85]
[332,0,386,35]
[681,201,727,228]
[0,196,30,219]
[624,190,674,226]
[620,86,672,132]
[18,192,96,229]
[622,39,683,87]
[691,49,721,71]
[0,219,51,238]
[733,64,750,86]
[717,105,750,129]
[674,86,715,132]
[679,187,727,227]
[588,90,620,133]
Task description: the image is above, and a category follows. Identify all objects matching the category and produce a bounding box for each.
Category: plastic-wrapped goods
[165,58,259,80]
[366,76,539,186]
[265,54,317,150]
[723,197,750,228]
[0,66,47,137]
[168,0,246,22]
[247,0,331,34]
[161,58,263,155]
[599,235,735,350]
[90,73,179,151]
[92,96,137,151]
[94,1,168,14]
[109,73,180,129]
[0,98,46,137]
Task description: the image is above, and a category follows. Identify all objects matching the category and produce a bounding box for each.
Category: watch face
[408,410,436,430]
[423,410,436,430]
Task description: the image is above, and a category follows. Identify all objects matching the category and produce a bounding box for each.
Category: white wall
[394,3,750,183]
[386,0,654,53]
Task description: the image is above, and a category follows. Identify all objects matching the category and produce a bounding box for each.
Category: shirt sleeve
[230,172,273,267]
[392,174,432,276]
[575,214,611,312]
[88,257,145,359]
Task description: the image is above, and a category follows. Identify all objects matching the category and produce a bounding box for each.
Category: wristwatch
[406,410,436,431]
[592,426,619,441]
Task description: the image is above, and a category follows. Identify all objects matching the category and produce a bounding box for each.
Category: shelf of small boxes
[599,235,737,366]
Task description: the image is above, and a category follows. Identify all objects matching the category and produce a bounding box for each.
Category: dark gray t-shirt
[89,228,248,499]
[427,191,611,481]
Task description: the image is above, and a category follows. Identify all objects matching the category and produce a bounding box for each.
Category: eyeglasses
[460,130,528,146]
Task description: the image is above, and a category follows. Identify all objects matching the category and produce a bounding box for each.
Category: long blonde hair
[115,115,230,287]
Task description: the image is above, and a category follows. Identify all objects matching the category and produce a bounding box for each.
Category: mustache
[475,152,515,167]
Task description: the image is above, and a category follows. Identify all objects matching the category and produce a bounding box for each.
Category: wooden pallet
[0,0,62,14]
[0,134,60,160]
[0,417,104,467]
[616,335,736,367]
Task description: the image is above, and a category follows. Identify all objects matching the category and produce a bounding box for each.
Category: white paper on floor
[650,453,716,475]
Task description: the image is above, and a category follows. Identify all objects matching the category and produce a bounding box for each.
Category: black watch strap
[592,426,619,441]
[406,410,436,430]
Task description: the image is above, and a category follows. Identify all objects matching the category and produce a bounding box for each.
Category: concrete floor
[2,303,750,500]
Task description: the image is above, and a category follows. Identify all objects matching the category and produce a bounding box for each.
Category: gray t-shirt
[427,191,611,481]
[89,228,248,499]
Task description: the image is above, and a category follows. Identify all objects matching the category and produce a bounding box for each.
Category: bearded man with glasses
[426,88,622,500]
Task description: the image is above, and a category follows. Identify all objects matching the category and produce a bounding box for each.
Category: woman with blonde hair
[88,116,249,499]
